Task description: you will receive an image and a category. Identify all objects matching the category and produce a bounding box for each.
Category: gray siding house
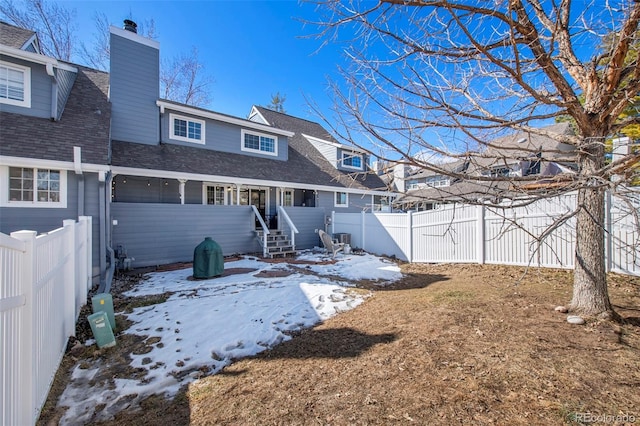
[1,20,394,273]
[0,21,111,283]
[106,24,393,267]
[0,18,395,274]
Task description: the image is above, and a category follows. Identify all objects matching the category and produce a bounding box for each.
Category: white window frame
[426,176,451,188]
[282,189,294,207]
[1,166,67,208]
[169,113,205,144]
[241,129,278,157]
[0,61,31,108]
[203,184,232,205]
[334,191,348,208]
[341,151,363,170]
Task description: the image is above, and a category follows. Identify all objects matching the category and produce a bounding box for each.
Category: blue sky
[61,0,344,122]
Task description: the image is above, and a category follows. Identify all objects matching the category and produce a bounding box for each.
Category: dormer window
[170,113,205,144]
[0,61,31,108]
[341,152,363,169]
[241,129,277,156]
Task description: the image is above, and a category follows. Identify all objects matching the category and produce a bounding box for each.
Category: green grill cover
[193,237,224,278]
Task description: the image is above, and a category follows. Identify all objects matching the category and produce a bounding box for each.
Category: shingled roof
[484,122,576,163]
[112,107,388,192]
[0,65,111,165]
[0,21,35,50]
[252,106,387,191]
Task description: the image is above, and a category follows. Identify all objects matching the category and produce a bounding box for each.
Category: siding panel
[281,206,326,249]
[109,32,159,144]
[111,203,259,268]
[55,68,76,119]
[0,56,50,118]
[160,114,288,161]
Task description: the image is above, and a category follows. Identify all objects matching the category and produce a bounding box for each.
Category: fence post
[605,190,613,273]
[361,210,366,251]
[331,210,335,235]
[10,230,37,425]
[78,216,93,290]
[477,204,485,264]
[407,211,413,263]
[63,220,76,338]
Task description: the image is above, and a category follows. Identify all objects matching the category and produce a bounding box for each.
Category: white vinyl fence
[332,193,639,276]
[1,217,93,426]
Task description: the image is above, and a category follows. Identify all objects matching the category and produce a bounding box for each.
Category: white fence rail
[1,217,92,426]
[332,193,639,276]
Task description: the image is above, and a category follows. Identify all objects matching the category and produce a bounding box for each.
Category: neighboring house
[396,123,577,210]
[0,21,111,283]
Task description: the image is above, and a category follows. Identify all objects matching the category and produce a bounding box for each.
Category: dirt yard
[39,262,640,425]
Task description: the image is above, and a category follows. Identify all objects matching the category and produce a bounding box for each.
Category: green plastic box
[88,311,116,348]
[92,293,116,331]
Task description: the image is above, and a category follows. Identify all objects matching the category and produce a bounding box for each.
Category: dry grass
[39,263,640,426]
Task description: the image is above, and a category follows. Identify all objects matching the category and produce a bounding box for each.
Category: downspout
[46,63,58,120]
[104,172,115,293]
[74,147,84,216]
[99,99,115,294]
[97,171,115,294]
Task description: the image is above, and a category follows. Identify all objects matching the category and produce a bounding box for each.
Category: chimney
[110,20,159,144]
[393,163,408,192]
[123,19,138,33]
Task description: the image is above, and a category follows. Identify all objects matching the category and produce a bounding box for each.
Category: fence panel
[485,195,576,268]
[333,191,638,275]
[610,196,640,276]
[1,217,92,425]
[412,204,478,263]
[331,212,364,249]
[365,213,410,260]
[1,233,30,426]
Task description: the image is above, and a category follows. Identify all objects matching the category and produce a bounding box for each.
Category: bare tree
[311,0,640,318]
[266,92,287,113]
[160,46,213,107]
[1,0,214,108]
[82,13,212,106]
[78,12,159,72]
[0,0,74,60]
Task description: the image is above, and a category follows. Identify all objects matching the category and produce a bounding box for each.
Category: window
[169,114,205,144]
[341,152,363,169]
[335,191,348,207]
[426,176,450,187]
[3,167,66,207]
[205,185,229,205]
[373,195,391,212]
[484,166,517,178]
[0,61,31,108]
[241,129,277,156]
[282,190,293,207]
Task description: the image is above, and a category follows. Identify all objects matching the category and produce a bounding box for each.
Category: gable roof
[112,106,389,193]
[0,21,36,50]
[406,158,469,180]
[397,179,515,205]
[485,122,576,162]
[252,106,387,191]
[0,64,111,166]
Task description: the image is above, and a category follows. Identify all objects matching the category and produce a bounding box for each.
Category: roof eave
[157,100,294,137]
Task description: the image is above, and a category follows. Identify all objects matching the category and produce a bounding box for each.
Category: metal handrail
[277,206,299,250]
[251,205,270,257]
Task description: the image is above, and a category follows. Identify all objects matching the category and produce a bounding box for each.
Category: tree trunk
[571,186,613,316]
[570,137,615,318]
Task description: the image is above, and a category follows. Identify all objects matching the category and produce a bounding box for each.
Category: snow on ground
[57,251,402,424]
